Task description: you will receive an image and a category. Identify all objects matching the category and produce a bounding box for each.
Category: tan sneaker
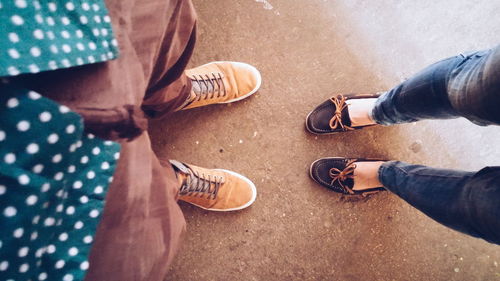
[177,61,262,110]
[170,160,257,211]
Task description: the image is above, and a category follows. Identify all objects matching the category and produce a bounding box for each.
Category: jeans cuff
[369,91,390,125]
[377,160,399,192]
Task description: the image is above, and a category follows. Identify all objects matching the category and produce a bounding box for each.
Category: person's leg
[378,161,500,244]
[371,46,500,126]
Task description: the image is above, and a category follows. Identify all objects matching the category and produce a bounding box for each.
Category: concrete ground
[149,0,500,280]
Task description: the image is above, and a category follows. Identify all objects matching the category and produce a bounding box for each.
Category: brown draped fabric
[13,0,197,280]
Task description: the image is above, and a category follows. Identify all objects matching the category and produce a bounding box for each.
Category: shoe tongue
[169,160,190,174]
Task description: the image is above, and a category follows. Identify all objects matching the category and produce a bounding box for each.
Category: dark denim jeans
[371,45,500,245]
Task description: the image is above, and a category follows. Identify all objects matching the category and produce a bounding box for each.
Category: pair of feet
[172,61,386,212]
[306,94,388,195]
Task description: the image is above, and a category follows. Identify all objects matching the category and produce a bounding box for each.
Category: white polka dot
[0,261,8,271]
[52,154,62,163]
[102,29,109,37]
[111,39,118,47]
[55,204,63,212]
[44,217,55,226]
[0,131,4,141]
[74,221,83,229]
[80,261,89,270]
[35,13,44,23]
[39,272,47,280]
[8,49,20,59]
[58,232,68,241]
[81,156,89,164]
[15,0,27,8]
[108,176,114,183]
[67,165,76,173]
[28,91,41,100]
[87,170,95,179]
[114,152,120,160]
[17,120,30,131]
[54,172,64,181]
[92,3,100,11]
[100,54,107,61]
[46,30,55,40]
[19,263,29,273]
[18,247,29,257]
[61,59,71,67]
[61,16,70,25]
[11,15,24,25]
[33,29,44,39]
[32,215,40,224]
[61,30,70,38]
[4,153,16,164]
[47,133,59,144]
[89,209,99,218]
[32,164,44,173]
[59,105,70,113]
[48,60,57,69]
[29,64,40,73]
[41,183,50,192]
[30,47,41,57]
[50,44,58,54]
[63,274,74,281]
[101,162,110,170]
[80,195,89,204]
[4,206,17,217]
[94,15,101,23]
[80,15,88,24]
[30,231,38,240]
[88,42,97,50]
[76,140,83,148]
[102,40,109,48]
[55,260,65,269]
[18,174,29,185]
[46,244,56,254]
[48,2,56,11]
[26,195,37,205]
[82,2,90,10]
[88,55,96,63]
[76,42,85,51]
[83,235,93,243]
[0,185,5,195]
[39,111,52,122]
[7,66,20,76]
[103,15,111,23]
[73,181,83,189]
[68,247,78,256]
[76,29,83,38]
[66,206,75,215]
[66,124,76,134]
[9,33,20,43]
[94,186,104,194]
[13,228,24,238]
[62,44,71,53]
[91,147,101,155]
[76,57,84,65]
[33,0,41,9]
[7,97,19,108]
[65,2,74,10]
[92,28,100,36]
[46,16,55,25]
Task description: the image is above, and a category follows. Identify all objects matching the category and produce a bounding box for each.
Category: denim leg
[372,46,500,126]
[379,161,500,244]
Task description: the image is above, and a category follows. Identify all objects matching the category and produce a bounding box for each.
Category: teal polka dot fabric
[0,0,119,76]
[0,83,121,281]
